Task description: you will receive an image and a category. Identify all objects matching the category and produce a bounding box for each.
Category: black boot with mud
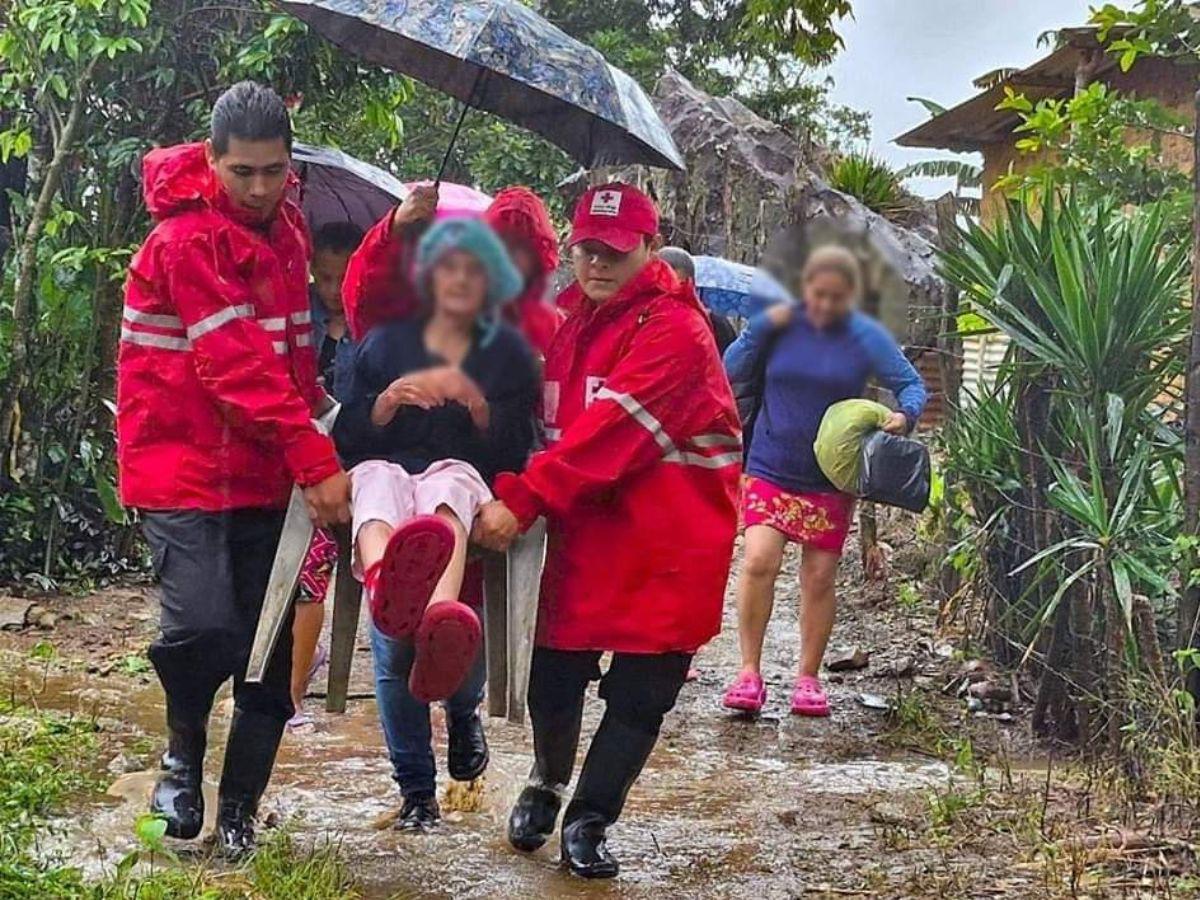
[150,714,207,840]
[560,812,619,879]
[511,668,586,853]
[396,792,440,831]
[507,784,562,852]
[447,711,489,782]
[559,714,659,879]
[213,707,284,860]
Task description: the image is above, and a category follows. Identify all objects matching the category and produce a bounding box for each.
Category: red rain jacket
[484,187,562,357]
[117,143,339,511]
[342,211,420,341]
[494,259,742,653]
[343,187,562,354]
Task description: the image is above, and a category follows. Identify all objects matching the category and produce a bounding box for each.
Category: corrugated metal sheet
[961,333,1009,404]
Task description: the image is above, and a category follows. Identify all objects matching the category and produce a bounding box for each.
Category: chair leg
[325,526,362,714]
[483,551,509,719]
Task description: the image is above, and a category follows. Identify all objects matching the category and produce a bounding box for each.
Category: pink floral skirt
[740,475,856,555]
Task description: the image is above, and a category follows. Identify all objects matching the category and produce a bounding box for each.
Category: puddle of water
[5,636,968,898]
[795,760,953,795]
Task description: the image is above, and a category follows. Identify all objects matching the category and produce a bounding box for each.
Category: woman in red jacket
[476,183,741,879]
[483,186,562,358]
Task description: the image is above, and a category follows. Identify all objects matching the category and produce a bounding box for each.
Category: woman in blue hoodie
[721,245,926,718]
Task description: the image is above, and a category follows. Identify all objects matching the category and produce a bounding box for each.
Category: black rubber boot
[214,708,285,860]
[508,784,562,853]
[507,691,585,852]
[447,711,489,782]
[560,715,658,879]
[150,711,207,840]
[395,792,441,831]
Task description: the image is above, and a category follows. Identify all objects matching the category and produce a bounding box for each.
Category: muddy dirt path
[2,531,1043,898]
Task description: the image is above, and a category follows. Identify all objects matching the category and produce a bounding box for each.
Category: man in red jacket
[476,183,741,878]
[116,82,350,857]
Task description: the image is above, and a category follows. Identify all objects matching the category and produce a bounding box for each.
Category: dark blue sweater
[333,318,537,481]
[724,308,927,494]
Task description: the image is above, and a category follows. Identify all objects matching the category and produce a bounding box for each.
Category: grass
[0,698,100,898]
[896,580,923,613]
[0,696,359,900]
[113,653,151,677]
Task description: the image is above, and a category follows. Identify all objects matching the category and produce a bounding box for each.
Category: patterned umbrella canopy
[693,255,795,318]
[277,0,685,171]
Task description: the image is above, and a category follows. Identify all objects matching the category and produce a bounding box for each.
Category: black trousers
[143,509,294,726]
[526,647,691,809]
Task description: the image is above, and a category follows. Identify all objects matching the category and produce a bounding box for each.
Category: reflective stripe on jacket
[117,143,339,511]
[495,259,741,653]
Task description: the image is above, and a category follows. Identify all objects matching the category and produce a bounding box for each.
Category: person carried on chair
[474,183,741,879]
[116,82,352,858]
[332,216,537,831]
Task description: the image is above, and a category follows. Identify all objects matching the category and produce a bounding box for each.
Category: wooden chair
[323,525,536,723]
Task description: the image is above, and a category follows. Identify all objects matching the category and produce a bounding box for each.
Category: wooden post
[325,525,362,713]
[1180,87,1200,701]
[483,551,509,718]
[934,193,963,605]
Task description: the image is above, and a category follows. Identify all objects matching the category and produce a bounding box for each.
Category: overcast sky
[823,0,1099,196]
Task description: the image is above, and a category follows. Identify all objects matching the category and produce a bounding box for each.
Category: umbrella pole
[434,101,472,188]
[434,69,483,188]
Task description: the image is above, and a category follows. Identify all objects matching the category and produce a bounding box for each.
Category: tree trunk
[1071,578,1097,749]
[1133,593,1166,689]
[1181,87,1200,703]
[0,59,98,478]
[933,194,962,606]
[1100,564,1125,749]
[1033,589,1077,740]
[92,165,140,428]
[859,502,884,580]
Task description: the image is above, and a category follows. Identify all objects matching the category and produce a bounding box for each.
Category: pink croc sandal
[409,601,482,703]
[722,671,767,713]
[790,675,830,717]
[368,516,455,640]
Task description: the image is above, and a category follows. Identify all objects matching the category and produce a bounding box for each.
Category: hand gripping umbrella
[292,143,494,229]
[276,0,686,178]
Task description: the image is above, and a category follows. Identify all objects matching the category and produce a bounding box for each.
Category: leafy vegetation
[0,701,99,895]
[993,81,1191,232]
[827,151,918,221]
[0,694,359,898]
[898,159,981,217]
[940,186,1189,746]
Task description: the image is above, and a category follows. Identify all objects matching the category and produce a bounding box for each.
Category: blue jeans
[370,622,486,798]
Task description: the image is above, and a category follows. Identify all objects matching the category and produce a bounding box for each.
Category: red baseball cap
[568,183,659,253]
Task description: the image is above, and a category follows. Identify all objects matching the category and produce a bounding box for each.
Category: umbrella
[405,180,493,219]
[693,256,795,319]
[292,143,493,233]
[276,0,685,175]
[292,141,408,231]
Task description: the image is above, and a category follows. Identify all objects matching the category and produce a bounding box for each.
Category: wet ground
[2,521,1049,898]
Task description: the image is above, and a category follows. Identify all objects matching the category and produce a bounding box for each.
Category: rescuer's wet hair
[211,82,292,156]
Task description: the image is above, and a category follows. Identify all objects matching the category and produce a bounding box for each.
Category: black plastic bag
[856,430,931,513]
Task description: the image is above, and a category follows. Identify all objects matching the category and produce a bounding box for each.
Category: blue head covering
[415,217,523,343]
